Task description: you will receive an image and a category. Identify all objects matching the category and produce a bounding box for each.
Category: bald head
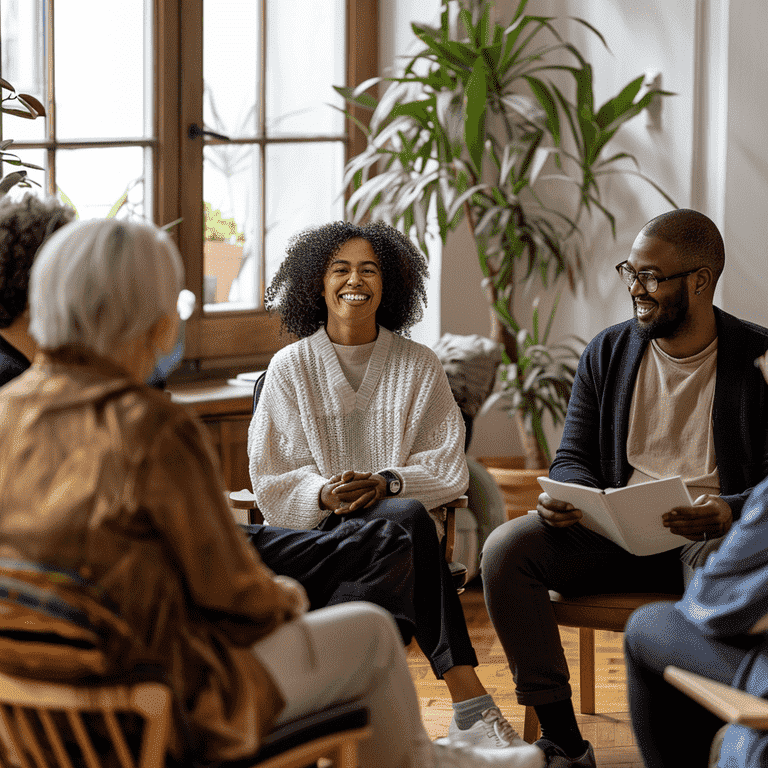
[641,209,724,285]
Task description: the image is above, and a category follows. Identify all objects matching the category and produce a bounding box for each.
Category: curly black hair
[0,194,75,328]
[266,220,429,338]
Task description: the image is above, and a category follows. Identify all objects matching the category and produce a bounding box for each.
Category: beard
[633,283,690,341]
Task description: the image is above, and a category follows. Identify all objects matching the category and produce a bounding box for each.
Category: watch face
[389,478,401,494]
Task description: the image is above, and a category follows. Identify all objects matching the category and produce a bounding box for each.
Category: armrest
[227,489,264,525]
[229,489,258,510]
[664,665,768,728]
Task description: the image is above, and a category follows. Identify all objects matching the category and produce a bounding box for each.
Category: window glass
[54,0,150,140]
[56,146,148,220]
[0,0,46,142]
[265,142,344,286]
[201,0,345,311]
[2,147,46,199]
[266,0,345,136]
[203,143,260,308]
[203,0,260,140]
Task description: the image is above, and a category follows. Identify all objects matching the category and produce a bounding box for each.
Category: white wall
[721,0,768,329]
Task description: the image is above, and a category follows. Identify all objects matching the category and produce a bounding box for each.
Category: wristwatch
[378,470,402,496]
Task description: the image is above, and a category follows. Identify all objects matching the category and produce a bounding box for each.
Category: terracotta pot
[477,456,548,521]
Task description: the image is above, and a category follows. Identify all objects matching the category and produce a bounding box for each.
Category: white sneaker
[433,737,545,767]
[448,707,528,748]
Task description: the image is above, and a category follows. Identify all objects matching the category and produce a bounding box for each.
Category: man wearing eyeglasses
[482,208,768,767]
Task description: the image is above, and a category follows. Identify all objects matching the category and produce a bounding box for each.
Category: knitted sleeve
[247,359,329,530]
[382,346,469,510]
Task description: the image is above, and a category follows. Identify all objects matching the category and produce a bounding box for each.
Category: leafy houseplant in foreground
[0,78,46,196]
[335,0,675,467]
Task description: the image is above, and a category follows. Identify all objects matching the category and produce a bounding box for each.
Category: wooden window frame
[10,0,377,377]
[160,0,379,375]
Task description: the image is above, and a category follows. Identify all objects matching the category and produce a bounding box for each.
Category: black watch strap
[379,470,402,496]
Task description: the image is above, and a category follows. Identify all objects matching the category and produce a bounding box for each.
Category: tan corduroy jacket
[0,347,294,762]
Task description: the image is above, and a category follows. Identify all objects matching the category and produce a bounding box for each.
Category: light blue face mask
[146,290,196,388]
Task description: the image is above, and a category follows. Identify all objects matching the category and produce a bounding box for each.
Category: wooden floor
[406,581,645,767]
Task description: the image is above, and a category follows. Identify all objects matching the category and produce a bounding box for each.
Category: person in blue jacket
[624,441,768,767]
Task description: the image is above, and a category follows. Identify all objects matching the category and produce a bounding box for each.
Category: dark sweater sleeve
[548,338,605,489]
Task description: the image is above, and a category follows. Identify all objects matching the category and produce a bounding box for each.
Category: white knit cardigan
[247,326,469,529]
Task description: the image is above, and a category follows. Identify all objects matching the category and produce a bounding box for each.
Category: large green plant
[0,78,45,196]
[499,294,584,465]
[336,0,675,467]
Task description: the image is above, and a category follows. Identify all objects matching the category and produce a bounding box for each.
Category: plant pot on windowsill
[476,456,547,522]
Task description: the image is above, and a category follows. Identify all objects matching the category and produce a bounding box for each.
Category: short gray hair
[29,218,184,356]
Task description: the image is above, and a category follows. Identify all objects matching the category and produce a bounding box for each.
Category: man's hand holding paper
[663,494,733,541]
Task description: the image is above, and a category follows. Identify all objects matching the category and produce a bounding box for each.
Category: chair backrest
[252,371,268,415]
[0,670,172,768]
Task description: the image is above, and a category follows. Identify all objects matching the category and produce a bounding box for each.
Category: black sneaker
[533,738,596,767]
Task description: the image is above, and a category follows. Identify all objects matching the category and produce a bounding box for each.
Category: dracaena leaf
[464,58,489,177]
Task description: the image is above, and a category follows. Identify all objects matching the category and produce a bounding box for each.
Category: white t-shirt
[626,337,720,499]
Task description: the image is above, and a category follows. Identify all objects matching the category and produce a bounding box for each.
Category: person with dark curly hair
[0,193,75,385]
[248,221,529,750]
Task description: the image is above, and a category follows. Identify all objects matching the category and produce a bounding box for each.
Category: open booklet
[537,476,694,556]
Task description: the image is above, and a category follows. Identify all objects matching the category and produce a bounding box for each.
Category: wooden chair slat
[103,709,137,768]
[65,710,101,768]
[0,704,26,768]
[14,707,49,768]
[39,708,75,768]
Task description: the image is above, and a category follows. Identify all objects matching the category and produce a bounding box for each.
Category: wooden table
[168,379,255,492]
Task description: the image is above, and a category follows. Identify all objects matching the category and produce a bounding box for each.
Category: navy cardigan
[550,307,768,521]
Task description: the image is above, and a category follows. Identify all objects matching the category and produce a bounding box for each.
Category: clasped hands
[319,470,388,514]
[537,491,732,541]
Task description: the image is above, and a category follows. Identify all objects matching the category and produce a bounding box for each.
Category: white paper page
[603,477,693,556]
[537,477,628,549]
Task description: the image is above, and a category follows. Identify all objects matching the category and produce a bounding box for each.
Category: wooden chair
[522,591,683,743]
[0,670,171,768]
[665,665,768,768]
[664,665,768,729]
[0,669,371,768]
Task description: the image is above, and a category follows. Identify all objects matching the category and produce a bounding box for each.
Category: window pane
[54,0,150,140]
[56,147,148,219]
[203,143,261,308]
[265,142,344,286]
[203,0,260,140]
[2,147,46,200]
[267,0,345,136]
[0,0,46,142]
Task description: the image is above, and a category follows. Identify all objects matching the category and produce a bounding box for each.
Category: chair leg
[578,627,596,714]
[523,705,541,744]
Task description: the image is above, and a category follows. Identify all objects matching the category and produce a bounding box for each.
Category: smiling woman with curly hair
[248,220,527,750]
[265,220,428,338]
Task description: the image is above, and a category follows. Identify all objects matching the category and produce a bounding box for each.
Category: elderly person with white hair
[0,217,545,768]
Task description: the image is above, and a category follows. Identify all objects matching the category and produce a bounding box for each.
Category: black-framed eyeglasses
[614,261,702,294]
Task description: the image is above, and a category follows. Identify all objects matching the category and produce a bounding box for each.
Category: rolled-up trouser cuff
[431,645,479,680]
[515,682,572,707]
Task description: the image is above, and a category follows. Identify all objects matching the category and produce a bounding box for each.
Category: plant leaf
[18,93,46,117]
[1,107,36,119]
[0,171,26,196]
[464,57,489,177]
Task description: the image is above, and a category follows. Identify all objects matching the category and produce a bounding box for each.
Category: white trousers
[252,601,434,768]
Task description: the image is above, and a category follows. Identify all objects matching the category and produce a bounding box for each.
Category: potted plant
[335,0,675,472]
[0,78,46,196]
